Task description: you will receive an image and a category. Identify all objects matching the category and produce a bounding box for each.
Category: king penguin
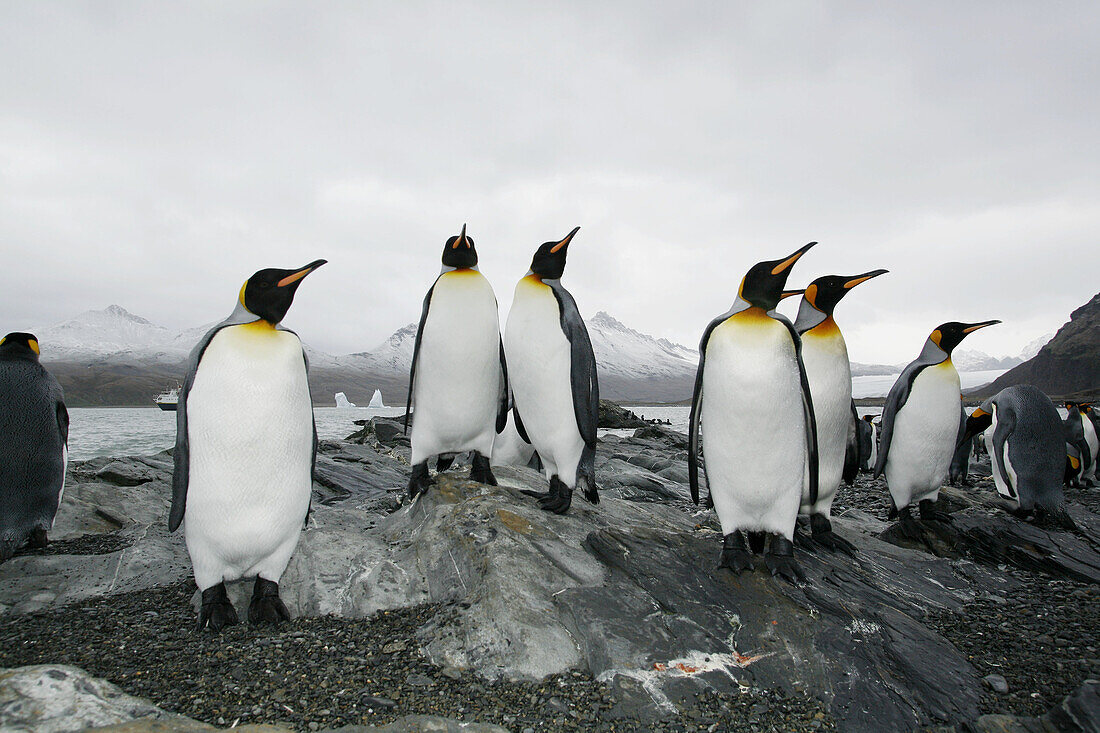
[405,225,508,497]
[0,333,68,562]
[688,241,819,582]
[859,415,879,472]
[792,269,887,553]
[874,320,1000,534]
[504,227,599,515]
[959,386,1075,528]
[1065,402,1099,487]
[171,259,326,630]
[947,404,972,487]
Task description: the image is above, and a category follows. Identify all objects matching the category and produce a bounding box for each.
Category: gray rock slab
[0,664,193,732]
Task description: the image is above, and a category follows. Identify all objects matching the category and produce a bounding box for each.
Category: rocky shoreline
[1,417,1098,732]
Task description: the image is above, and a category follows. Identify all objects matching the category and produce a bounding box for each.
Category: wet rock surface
[0,419,1098,731]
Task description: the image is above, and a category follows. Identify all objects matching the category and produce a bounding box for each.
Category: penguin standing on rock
[0,333,68,562]
[793,269,888,554]
[172,260,325,630]
[504,227,599,515]
[405,225,508,497]
[959,386,1075,528]
[874,320,1000,535]
[688,242,819,582]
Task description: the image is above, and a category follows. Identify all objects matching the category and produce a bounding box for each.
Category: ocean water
[65,366,1010,461]
[66,406,407,462]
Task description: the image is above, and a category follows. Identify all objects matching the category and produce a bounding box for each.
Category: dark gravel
[0,581,833,732]
[925,571,1100,717]
[16,530,133,557]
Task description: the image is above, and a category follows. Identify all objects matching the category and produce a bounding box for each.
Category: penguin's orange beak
[278,259,327,288]
[770,241,816,275]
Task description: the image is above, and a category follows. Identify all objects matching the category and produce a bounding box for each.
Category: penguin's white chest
[800,323,851,509]
[504,277,583,484]
[184,323,313,587]
[700,311,805,537]
[987,407,1018,502]
[1081,415,1099,475]
[885,362,961,505]
[411,270,502,461]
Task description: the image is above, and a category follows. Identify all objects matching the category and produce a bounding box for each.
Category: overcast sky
[2,2,1097,364]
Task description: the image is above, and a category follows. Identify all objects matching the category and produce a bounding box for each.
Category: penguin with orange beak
[171,259,326,631]
[793,269,888,554]
[688,242,820,583]
[875,319,1000,535]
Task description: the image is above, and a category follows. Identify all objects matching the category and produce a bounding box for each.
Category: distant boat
[368,389,385,408]
[154,383,181,411]
[335,392,356,408]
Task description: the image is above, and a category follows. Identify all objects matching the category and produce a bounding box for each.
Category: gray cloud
[2,1,1097,364]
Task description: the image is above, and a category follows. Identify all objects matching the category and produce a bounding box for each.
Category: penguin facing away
[171,259,325,631]
[688,241,819,583]
[404,225,508,498]
[874,319,1000,535]
[792,269,888,554]
[960,386,1075,529]
[504,226,599,515]
[1070,402,1099,486]
[0,333,68,562]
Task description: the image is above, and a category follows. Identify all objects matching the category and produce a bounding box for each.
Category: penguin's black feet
[538,476,573,514]
[469,453,498,486]
[718,531,753,573]
[809,514,857,556]
[28,527,49,549]
[436,455,455,473]
[919,498,953,523]
[407,462,433,500]
[764,535,807,583]
[197,582,238,632]
[248,578,291,626]
[897,507,924,540]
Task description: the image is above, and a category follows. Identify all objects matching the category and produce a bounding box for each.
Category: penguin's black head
[803,269,889,316]
[0,332,40,357]
[529,226,580,280]
[241,259,327,324]
[929,320,1001,355]
[738,241,816,310]
[441,224,478,269]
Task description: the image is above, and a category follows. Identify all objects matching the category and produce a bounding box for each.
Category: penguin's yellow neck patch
[935,357,954,369]
[730,306,773,324]
[805,316,840,338]
[519,273,548,291]
[239,319,278,333]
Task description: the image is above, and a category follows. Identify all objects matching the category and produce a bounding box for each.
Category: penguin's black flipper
[513,404,532,444]
[55,401,69,446]
[688,312,733,505]
[404,280,438,435]
[875,359,936,478]
[496,338,510,434]
[842,400,860,486]
[776,316,819,506]
[546,280,599,503]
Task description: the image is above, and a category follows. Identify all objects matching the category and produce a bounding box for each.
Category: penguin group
[0,229,1088,631]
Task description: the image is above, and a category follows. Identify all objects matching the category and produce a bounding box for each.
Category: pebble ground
[0,581,833,733]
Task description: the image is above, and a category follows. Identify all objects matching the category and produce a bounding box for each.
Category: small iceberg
[368,389,386,408]
[335,392,356,408]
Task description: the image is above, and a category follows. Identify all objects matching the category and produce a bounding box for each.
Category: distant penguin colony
[170,260,326,629]
[4,227,1090,621]
[0,333,68,562]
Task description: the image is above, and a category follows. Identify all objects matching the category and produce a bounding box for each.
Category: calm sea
[65,368,1008,461]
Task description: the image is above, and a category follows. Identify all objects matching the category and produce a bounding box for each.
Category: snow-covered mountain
[35,305,183,360]
[586,312,697,379]
[1019,332,1055,361]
